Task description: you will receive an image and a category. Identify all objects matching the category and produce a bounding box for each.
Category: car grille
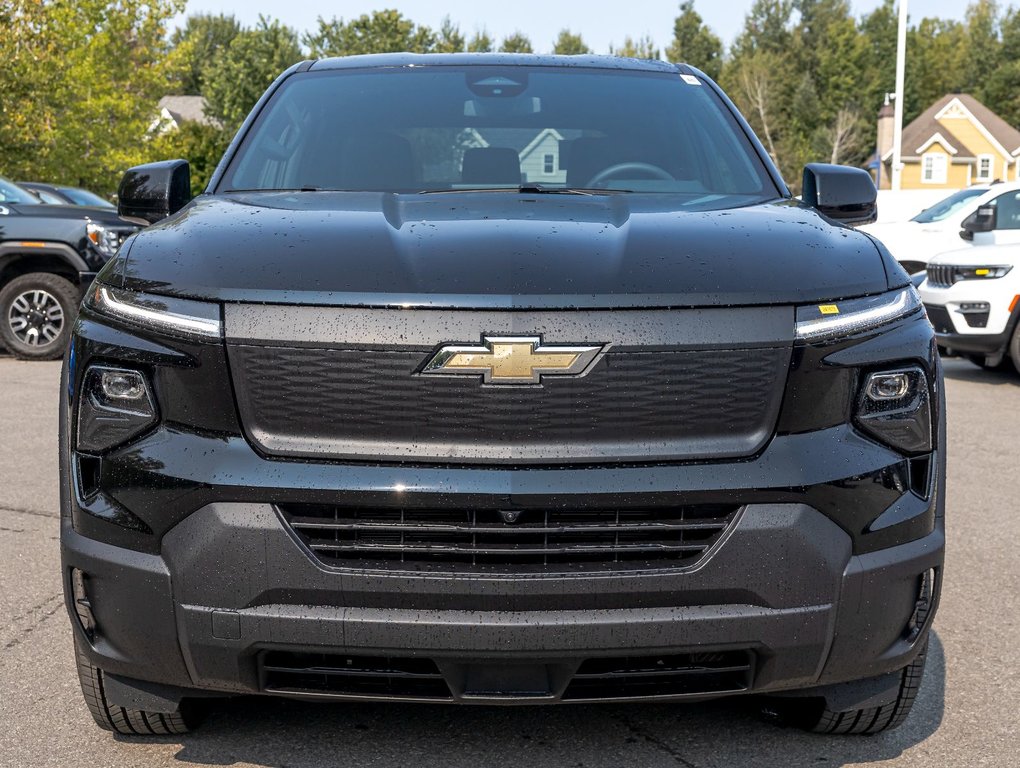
[262,653,452,700]
[562,651,754,700]
[260,650,754,702]
[924,304,954,334]
[278,503,740,572]
[927,264,960,288]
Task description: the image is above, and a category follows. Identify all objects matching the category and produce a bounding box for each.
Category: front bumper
[62,438,945,704]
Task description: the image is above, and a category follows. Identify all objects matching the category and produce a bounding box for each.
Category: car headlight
[795,287,922,341]
[83,284,222,341]
[953,266,1012,281]
[76,365,158,453]
[855,366,932,454]
[85,222,128,258]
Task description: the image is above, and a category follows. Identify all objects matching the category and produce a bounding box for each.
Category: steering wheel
[588,162,675,188]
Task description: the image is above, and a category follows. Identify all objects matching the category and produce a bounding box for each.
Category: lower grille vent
[278,504,740,572]
[562,651,754,700]
[263,652,453,700]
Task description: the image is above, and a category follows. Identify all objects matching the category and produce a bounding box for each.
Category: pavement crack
[0,505,58,519]
[613,714,701,768]
[4,596,64,651]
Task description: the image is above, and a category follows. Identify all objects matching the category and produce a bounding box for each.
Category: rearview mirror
[801,163,877,226]
[118,159,191,225]
[960,205,996,241]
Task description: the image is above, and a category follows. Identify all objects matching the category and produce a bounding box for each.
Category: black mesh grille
[278,503,739,572]
[562,651,754,700]
[924,304,954,334]
[262,652,452,700]
[228,345,791,464]
[926,264,959,289]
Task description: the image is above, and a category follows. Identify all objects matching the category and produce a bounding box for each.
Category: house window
[922,153,948,184]
[543,153,556,174]
[977,154,994,182]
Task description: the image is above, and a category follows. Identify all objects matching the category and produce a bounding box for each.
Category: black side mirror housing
[801,163,878,226]
[117,160,191,225]
[960,205,996,241]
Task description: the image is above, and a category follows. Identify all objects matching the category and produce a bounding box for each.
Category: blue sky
[173,1,969,53]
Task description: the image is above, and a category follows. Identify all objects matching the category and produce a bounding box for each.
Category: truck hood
[116,191,897,308]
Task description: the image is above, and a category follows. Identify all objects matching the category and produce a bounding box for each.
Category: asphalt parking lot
[1,354,1017,768]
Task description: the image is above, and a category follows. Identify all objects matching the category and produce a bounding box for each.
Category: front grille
[260,650,755,702]
[562,651,754,700]
[279,503,740,572]
[924,304,954,334]
[263,652,452,700]
[227,344,791,465]
[926,264,959,288]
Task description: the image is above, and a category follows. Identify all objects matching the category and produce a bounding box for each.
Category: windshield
[60,187,114,207]
[911,188,987,223]
[220,65,779,207]
[25,185,66,205]
[0,177,41,205]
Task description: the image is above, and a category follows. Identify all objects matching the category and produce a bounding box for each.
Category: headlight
[76,365,158,453]
[84,284,222,341]
[85,222,128,258]
[856,366,932,454]
[795,287,922,340]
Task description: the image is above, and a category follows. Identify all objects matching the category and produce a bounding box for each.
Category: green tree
[203,16,302,133]
[171,13,241,95]
[983,8,1020,126]
[665,2,723,79]
[963,0,1001,95]
[434,16,466,53]
[147,121,229,196]
[499,32,534,53]
[552,30,591,55]
[612,35,661,59]
[0,0,186,195]
[303,10,435,57]
[468,30,495,53]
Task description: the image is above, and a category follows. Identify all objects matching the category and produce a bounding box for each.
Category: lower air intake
[262,652,453,700]
[562,651,754,701]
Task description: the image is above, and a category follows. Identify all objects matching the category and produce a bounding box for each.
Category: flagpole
[891,0,908,191]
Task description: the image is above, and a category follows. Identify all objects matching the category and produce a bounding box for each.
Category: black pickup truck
[62,55,944,737]
[0,177,140,359]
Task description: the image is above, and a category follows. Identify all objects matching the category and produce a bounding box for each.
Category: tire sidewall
[0,273,79,361]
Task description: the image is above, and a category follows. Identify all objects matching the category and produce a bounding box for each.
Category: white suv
[862,182,1020,274]
[920,242,1020,371]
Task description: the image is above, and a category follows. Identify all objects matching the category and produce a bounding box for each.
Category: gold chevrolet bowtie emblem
[421,336,607,385]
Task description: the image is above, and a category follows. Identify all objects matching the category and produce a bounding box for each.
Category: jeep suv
[0,176,139,359]
[60,55,944,736]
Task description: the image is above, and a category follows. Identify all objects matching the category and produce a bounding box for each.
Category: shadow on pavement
[119,633,946,768]
[941,358,1018,386]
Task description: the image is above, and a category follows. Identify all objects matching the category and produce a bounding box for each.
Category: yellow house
[877,94,1020,190]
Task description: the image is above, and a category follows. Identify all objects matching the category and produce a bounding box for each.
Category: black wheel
[964,352,1012,371]
[75,640,200,735]
[1010,323,1020,375]
[0,272,79,360]
[765,640,928,735]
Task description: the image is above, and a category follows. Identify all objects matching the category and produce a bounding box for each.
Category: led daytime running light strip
[92,285,221,340]
[795,288,920,340]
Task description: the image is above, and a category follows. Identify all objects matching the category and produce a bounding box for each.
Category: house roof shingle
[157,95,217,127]
[892,93,1020,161]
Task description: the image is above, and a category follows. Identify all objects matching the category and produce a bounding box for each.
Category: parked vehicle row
[0,176,141,359]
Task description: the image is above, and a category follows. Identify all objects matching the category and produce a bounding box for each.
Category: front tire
[0,272,79,360]
[765,640,928,735]
[75,640,200,735]
[964,352,1012,371]
[1009,322,1020,375]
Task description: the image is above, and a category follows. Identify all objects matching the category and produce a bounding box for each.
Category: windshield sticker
[681,74,701,85]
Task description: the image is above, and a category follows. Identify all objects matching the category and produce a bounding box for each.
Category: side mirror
[960,205,996,241]
[801,163,877,226]
[117,160,191,225]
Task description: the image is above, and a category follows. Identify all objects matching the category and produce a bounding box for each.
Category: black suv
[0,177,139,359]
[61,55,944,736]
